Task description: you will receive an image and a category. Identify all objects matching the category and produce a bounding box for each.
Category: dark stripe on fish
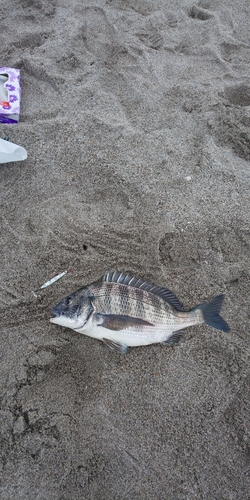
[104,283,112,311]
[148,290,162,311]
[118,284,127,315]
[135,288,146,319]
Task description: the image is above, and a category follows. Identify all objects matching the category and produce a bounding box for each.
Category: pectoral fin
[95,313,153,331]
[164,330,185,346]
[103,338,128,354]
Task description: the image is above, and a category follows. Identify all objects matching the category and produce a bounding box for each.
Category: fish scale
[50,270,230,354]
[91,282,167,323]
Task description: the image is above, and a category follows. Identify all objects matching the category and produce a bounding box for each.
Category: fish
[50,270,230,354]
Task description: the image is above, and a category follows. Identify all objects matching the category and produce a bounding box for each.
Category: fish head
[50,287,94,331]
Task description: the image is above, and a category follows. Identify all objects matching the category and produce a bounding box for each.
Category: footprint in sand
[13,32,49,50]
[136,30,163,50]
[224,84,250,107]
[81,6,115,62]
[188,5,214,21]
[20,0,56,17]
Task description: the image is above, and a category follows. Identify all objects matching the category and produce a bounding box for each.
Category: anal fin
[103,338,128,354]
[164,330,185,346]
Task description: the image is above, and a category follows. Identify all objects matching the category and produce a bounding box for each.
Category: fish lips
[49,308,78,328]
[50,299,65,317]
[50,302,71,324]
[50,305,60,317]
[50,307,60,323]
[50,306,63,324]
[50,297,77,320]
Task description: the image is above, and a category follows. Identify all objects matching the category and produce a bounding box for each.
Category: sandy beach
[1,0,250,498]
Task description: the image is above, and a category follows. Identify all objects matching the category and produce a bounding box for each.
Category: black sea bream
[50,270,230,353]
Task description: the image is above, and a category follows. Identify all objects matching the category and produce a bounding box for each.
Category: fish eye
[65,296,73,306]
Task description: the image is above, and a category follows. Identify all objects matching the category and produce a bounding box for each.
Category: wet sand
[0,0,250,498]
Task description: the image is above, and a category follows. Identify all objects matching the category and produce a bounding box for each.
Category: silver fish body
[50,270,230,353]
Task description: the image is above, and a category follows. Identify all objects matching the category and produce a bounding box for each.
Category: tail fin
[198,295,230,332]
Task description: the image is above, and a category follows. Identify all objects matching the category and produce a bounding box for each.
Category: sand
[0,0,250,498]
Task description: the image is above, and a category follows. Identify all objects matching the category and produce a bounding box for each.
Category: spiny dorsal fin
[102,270,184,311]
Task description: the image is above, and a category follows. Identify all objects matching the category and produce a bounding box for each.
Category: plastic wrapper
[0,138,27,163]
[0,68,21,123]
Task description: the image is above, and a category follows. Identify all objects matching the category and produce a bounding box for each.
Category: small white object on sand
[40,270,69,289]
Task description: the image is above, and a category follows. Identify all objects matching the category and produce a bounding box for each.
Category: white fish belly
[73,309,203,346]
[75,321,177,347]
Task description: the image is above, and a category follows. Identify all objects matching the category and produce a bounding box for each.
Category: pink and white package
[0,68,21,124]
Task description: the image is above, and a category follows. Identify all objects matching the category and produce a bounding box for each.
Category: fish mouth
[50,308,60,322]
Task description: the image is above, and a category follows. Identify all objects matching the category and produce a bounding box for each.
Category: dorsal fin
[102,270,184,311]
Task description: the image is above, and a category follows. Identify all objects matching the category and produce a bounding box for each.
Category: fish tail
[196,294,230,332]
